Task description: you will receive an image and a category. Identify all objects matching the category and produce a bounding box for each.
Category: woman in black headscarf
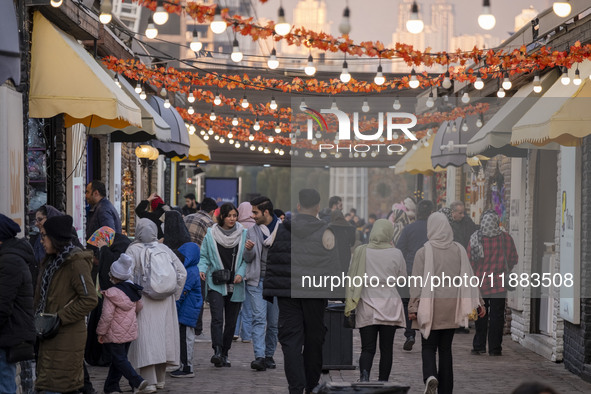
[163,210,192,259]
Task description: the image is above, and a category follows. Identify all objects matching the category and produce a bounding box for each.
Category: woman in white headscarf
[408,212,484,394]
[126,218,187,393]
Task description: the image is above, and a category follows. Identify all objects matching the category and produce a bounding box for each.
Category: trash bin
[315,382,410,394]
[322,302,355,371]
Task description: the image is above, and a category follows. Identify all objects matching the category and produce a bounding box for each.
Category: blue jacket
[176,243,203,328]
[86,198,122,240]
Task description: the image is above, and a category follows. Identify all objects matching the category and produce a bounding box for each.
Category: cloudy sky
[255,0,554,45]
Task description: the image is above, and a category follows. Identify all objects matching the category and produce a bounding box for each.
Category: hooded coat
[97,282,143,344]
[176,243,203,327]
[125,218,187,370]
[34,248,98,393]
[163,210,191,254]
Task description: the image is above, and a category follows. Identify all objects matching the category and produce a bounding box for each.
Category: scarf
[390,209,409,244]
[469,210,502,262]
[438,207,454,224]
[345,219,394,317]
[36,243,76,314]
[260,216,281,247]
[211,222,244,248]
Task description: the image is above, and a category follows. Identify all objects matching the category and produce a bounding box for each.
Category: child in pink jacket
[97,254,149,394]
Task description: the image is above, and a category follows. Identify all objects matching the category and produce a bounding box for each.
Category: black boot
[222,355,231,367]
[210,346,223,367]
[360,370,370,382]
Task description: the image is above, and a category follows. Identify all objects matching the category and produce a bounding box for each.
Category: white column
[445,166,456,206]
[109,143,122,216]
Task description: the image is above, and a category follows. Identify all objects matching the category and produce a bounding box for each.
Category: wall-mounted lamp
[135,145,159,169]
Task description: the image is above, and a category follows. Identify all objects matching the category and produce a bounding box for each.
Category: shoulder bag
[212,246,238,286]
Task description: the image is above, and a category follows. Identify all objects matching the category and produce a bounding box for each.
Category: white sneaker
[155,382,165,389]
[136,384,156,394]
[424,376,438,394]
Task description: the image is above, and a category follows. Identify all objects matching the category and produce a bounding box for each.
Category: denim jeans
[0,348,16,394]
[103,342,144,392]
[234,289,253,340]
[247,279,279,359]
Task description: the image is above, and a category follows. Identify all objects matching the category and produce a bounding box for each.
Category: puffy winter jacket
[97,282,143,344]
[176,243,203,327]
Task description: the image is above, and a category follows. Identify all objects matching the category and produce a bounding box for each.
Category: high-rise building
[451,34,501,51]
[430,0,454,52]
[280,0,330,63]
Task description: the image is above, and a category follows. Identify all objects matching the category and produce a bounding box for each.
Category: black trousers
[402,298,416,339]
[421,328,455,394]
[359,325,397,381]
[208,290,241,356]
[277,297,327,394]
[195,278,206,334]
[473,296,506,355]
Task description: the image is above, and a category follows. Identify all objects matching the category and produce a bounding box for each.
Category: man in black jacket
[264,189,337,394]
[0,214,36,393]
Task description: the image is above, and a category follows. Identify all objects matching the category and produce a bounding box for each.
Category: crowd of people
[0,180,526,394]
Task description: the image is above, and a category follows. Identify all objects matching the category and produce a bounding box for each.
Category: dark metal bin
[322,302,355,371]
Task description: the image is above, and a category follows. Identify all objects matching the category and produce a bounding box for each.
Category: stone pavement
[88,307,591,394]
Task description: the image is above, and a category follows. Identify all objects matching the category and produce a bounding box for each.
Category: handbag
[211,246,238,286]
[34,313,61,340]
[343,310,356,329]
[6,341,35,363]
[502,235,516,292]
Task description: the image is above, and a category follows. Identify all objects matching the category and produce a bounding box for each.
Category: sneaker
[424,376,438,394]
[137,380,149,391]
[136,384,156,394]
[170,369,195,378]
[264,356,276,369]
[471,349,485,355]
[251,357,267,371]
[155,382,165,389]
[233,335,239,341]
[403,337,415,351]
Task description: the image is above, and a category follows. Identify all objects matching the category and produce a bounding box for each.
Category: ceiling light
[330,99,338,110]
[208,128,214,135]
[426,92,434,108]
[231,39,243,62]
[474,72,484,90]
[461,92,470,104]
[502,72,512,90]
[241,95,249,108]
[214,92,222,106]
[274,123,281,133]
[497,86,505,98]
[232,116,239,126]
[462,122,469,132]
[442,71,452,89]
[340,61,351,83]
[99,0,112,24]
[133,81,142,94]
[553,2,572,18]
[188,92,195,103]
[374,64,385,85]
[210,110,216,121]
[210,7,227,34]
[304,54,316,76]
[50,0,63,7]
[270,97,278,110]
[188,106,194,115]
[164,98,171,108]
[561,67,570,85]
[478,0,496,30]
[362,99,370,113]
[268,48,279,69]
[139,89,146,100]
[274,6,291,36]
[409,69,420,89]
[339,6,351,35]
[393,98,401,110]
[160,87,166,97]
[268,136,274,142]
[145,15,158,39]
[190,29,203,52]
[153,0,168,25]
[476,115,483,128]
[248,134,255,141]
[574,67,582,85]
[406,2,424,34]
[253,118,261,131]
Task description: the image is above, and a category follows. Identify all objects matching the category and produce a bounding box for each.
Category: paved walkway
[88,307,591,393]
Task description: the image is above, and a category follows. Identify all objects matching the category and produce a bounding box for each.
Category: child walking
[97,254,149,393]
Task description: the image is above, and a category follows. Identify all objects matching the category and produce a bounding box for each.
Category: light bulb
[151,1,167,25]
[478,0,496,30]
[160,87,166,97]
[362,99,370,112]
[210,7,227,34]
[275,124,281,133]
[241,96,249,108]
[476,118,483,128]
[220,137,225,144]
[188,92,195,103]
[189,125,196,135]
[228,132,233,139]
[248,134,255,141]
[164,98,171,108]
[393,99,401,110]
[561,68,570,85]
[99,0,112,24]
[340,61,351,83]
[268,49,279,69]
[50,0,63,7]
[274,6,291,36]
[113,74,121,88]
[339,7,351,35]
[574,68,582,85]
[200,129,206,136]
[442,71,452,89]
[253,119,260,131]
[210,111,216,121]
[533,77,542,93]
[268,136,274,143]
[231,39,243,63]
[134,82,142,94]
[502,72,512,90]
[270,97,278,110]
[497,87,505,98]
[232,117,239,126]
[331,99,338,110]
[208,128,214,135]
[474,73,484,90]
[235,142,240,148]
[203,135,209,141]
[553,2,571,18]
[214,93,221,106]
[406,2,424,34]
[214,135,219,140]
[409,69,420,89]
[190,30,203,52]
[188,106,195,115]
[299,99,307,111]
[374,64,385,85]
[304,54,316,76]
[426,93,434,108]
[139,90,147,100]
[250,145,255,150]
[461,92,470,104]
[258,146,264,152]
[462,123,469,132]
[452,123,457,133]
[145,15,158,39]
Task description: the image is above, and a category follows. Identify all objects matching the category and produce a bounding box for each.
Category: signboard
[559,146,580,324]
[204,177,239,207]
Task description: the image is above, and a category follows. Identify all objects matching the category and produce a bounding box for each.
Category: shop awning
[91,75,172,142]
[29,12,141,129]
[432,117,481,168]
[395,133,443,175]
[186,133,211,161]
[0,0,20,86]
[512,61,591,147]
[147,96,190,159]
[467,70,558,157]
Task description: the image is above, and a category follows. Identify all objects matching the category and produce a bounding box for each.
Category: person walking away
[345,219,406,382]
[198,203,247,368]
[163,210,192,259]
[408,212,484,394]
[467,210,518,356]
[171,243,203,378]
[96,254,148,394]
[0,214,36,394]
[135,193,169,240]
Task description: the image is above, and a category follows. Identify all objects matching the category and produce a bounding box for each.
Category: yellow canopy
[29,12,141,129]
[172,133,211,162]
[395,133,444,175]
[511,60,591,147]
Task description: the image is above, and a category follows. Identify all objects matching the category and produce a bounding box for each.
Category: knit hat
[110,253,133,281]
[43,215,74,242]
[151,196,165,211]
[0,214,20,241]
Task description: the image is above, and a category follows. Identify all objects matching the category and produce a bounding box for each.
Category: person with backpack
[96,253,149,394]
[198,203,247,368]
[125,218,187,393]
